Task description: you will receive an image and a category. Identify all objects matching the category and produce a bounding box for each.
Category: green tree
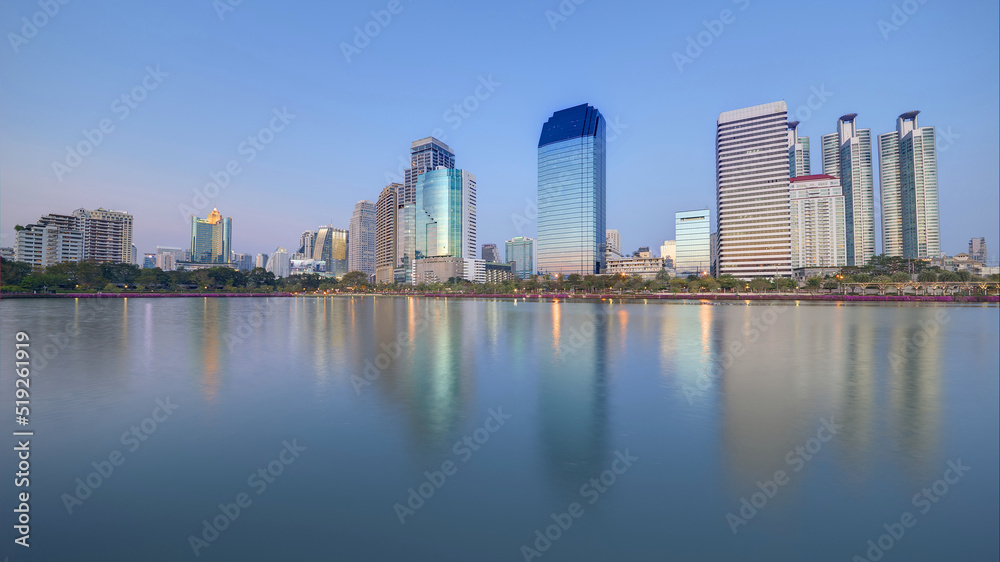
[806,277,823,292]
[891,272,910,282]
[717,274,739,292]
[917,270,938,282]
[1,258,33,287]
[938,271,960,282]
[749,277,772,293]
[341,271,369,287]
[775,277,797,292]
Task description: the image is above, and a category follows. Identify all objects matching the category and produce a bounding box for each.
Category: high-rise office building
[14,224,83,267]
[190,206,232,264]
[969,237,987,263]
[788,121,811,177]
[313,225,348,276]
[348,200,376,278]
[142,253,156,269]
[505,236,536,279]
[716,101,791,278]
[481,243,500,263]
[537,103,606,276]
[789,174,847,269]
[675,209,711,276]
[414,168,477,262]
[399,137,455,280]
[375,183,400,284]
[234,253,253,271]
[659,240,676,269]
[255,253,268,270]
[878,111,940,259]
[825,114,875,266]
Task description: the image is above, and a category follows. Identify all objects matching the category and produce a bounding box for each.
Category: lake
[1,296,997,561]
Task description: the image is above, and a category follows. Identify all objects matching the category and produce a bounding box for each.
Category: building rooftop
[790,174,838,183]
[538,104,603,148]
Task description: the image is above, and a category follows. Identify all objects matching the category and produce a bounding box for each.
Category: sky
[1,0,997,261]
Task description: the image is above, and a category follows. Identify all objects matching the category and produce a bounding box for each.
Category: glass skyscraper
[505,236,536,279]
[400,137,455,281]
[537,104,606,276]
[675,209,711,276]
[190,206,231,264]
[414,168,476,261]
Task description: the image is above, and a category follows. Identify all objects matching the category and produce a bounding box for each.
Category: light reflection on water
[0,297,995,561]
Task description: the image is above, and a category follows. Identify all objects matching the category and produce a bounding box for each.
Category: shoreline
[7,292,994,303]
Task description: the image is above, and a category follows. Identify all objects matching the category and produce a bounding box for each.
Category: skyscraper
[505,236,536,279]
[788,121,810,177]
[348,200,376,278]
[399,137,455,280]
[190,206,232,264]
[414,168,477,261]
[675,209,711,276]
[821,133,840,177]
[266,247,290,278]
[481,243,500,263]
[789,174,847,269]
[716,101,791,278]
[828,114,875,266]
[313,227,348,277]
[878,111,940,259]
[537,103,606,276]
[375,183,400,284]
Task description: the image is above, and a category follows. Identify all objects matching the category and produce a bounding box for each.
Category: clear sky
[1,0,997,261]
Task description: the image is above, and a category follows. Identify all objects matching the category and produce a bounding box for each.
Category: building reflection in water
[538,301,609,493]
[369,297,474,460]
[887,308,942,482]
[197,297,222,402]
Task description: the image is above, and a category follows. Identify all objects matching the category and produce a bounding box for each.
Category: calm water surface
[1,296,997,561]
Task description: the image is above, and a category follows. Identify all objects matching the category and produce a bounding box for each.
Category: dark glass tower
[537,104,606,276]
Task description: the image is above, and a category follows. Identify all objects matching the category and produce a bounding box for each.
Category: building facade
[606,229,621,261]
[675,209,711,276]
[313,225,349,278]
[190,207,232,264]
[348,200,376,278]
[788,121,810,177]
[414,168,477,263]
[400,137,455,281]
[716,101,792,278]
[14,224,83,267]
[659,240,676,269]
[789,174,847,269]
[827,114,875,266]
[969,237,987,264]
[537,104,606,277]
[481,243,500,263]
[878,111,940,259]
[606,255,665,280]
[375,183,400,284]
[34,207,133,264]
[505,236,536,279]
[266,247,290,278]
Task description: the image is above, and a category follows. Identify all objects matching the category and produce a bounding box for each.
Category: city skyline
[1,1,997,260]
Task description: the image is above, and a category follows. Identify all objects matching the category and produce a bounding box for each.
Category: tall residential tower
[878,111,940,259]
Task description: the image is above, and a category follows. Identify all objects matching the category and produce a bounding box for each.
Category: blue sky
[1,0,997,260]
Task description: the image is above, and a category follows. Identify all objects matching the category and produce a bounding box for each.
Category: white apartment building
[789,175,847,269]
